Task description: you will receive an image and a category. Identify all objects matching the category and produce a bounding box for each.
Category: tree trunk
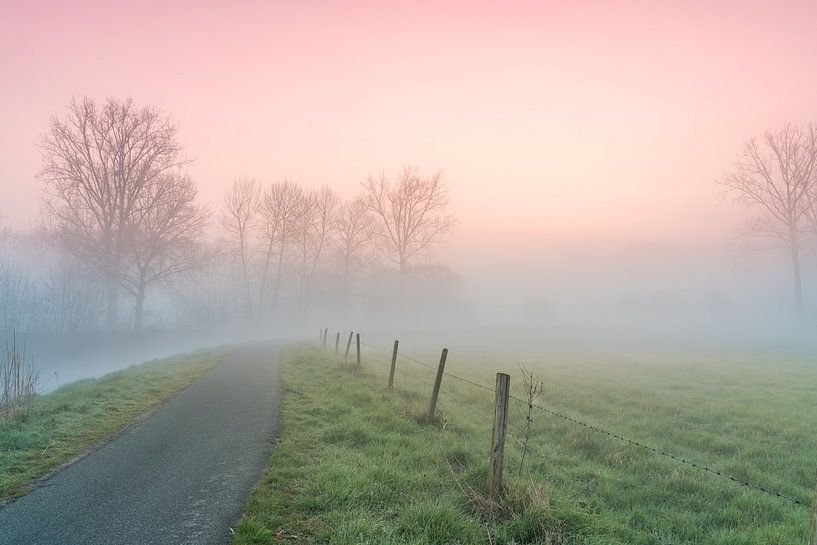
[399,257,407,299]
[240,246,254,320]
[271,240,286,312]
[790,230,804,317]
[257,238,275,317]
[105,274,118,330]
[134,288,145,332]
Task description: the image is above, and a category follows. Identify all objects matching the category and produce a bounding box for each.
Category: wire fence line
[346,338,680,544]
[354,338,809,510]
[324,332,817,545]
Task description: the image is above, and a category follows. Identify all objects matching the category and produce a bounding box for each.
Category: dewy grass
[235,345,589,545]
[0,347,228,502]
[236,344,814,545]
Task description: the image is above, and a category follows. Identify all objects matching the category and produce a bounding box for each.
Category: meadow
[236,342,815,544]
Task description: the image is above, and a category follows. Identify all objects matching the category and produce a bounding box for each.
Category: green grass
[0,348,228,502]
[235,345,814,545]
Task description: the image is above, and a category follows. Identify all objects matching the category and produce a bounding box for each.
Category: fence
[316,328,817,545]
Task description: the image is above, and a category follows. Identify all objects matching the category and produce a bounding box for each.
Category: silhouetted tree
[294,186,338,318]
[121,172,208,331]
[335,197,375,304]
[721,124,817,314]
[259,181,305,313]
[43,259,101,333]
[40,97,187,327]
[363,166,455,289]
[222,178,260,318]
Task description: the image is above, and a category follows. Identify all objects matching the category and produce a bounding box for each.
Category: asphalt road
[0,343,282,545]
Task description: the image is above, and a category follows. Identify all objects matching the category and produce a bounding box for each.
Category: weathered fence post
[335,332,340,354]
[388,339,399,390]
[355,333,361,368]
[809,468,817,545]
[426,348,448,422]
[344,332,353,362]
[489,372,511,497]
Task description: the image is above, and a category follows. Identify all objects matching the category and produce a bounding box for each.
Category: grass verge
[0,347,228,502]
[233,345,603,545]
[236,344,813,545]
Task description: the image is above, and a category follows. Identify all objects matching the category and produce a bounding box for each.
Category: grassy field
[236,343,814,544]
[0,348,228,502]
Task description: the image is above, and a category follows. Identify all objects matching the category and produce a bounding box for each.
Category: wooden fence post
[426,348,448,422]
[324,328,329,348]
[809,468,816,545]
[344,332,353,362]
[356,333,361,368]
[388,339,399,390]
[489,372,511,497]
[335,332,340,354]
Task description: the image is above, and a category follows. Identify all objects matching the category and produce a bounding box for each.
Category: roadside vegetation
[235,344,814,544]
[0,348,227,502]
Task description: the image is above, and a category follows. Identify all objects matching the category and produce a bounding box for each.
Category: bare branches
[363,166,456,273]
[221,178,260,318]
[335,197,376,300]
[39,97,190,326]
[121,172,209,330]
[720,124,817,313]
[259,180,306,313]
[518,365,544,474]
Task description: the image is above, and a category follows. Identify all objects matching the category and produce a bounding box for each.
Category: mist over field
[3,3,817,545]
[1,1,817,385]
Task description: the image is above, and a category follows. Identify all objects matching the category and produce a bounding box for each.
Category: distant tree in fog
[40,97,188,327]
[335,197,375,303]
[222,178,261,318]
[44,260,101,333]
[721,124,817,314]
[363,166,455,285]
[259,181,306,313]
[121,172,208,331]
[0,262,41,334]
[294,187,339,318]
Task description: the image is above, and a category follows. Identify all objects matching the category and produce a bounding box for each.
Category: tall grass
[0,334,39,422]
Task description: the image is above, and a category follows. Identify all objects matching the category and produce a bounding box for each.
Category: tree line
[0,97,459,336]
[3,97,815,337]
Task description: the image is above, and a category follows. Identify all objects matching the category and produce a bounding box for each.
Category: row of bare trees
[221,166,455,322]
[721,124,817,315]
[24,96,457,332]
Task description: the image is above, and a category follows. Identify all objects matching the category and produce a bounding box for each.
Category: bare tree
[295,186,339,317]
[363,166,455,287]
[121,172,208,331]
[222,178,260,319]
[43,259,101,334]
[335,197,375,304]
[293,194,317,318]
[259,180,306,313]
[517,365,544,473]
[721,124,817,314]
[40,97,187,327]
[0,262,41,335]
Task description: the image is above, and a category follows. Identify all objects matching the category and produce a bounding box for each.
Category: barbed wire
[505,428,678,545]
[352,338,809,509]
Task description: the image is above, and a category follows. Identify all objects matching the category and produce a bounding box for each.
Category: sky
[2,0,817,317]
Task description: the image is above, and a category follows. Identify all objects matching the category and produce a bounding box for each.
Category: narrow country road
[0,343,282,545]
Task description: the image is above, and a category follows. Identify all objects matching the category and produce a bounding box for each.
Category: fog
[2,1,817,386]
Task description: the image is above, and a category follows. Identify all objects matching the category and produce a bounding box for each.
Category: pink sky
[2,0,817,268]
